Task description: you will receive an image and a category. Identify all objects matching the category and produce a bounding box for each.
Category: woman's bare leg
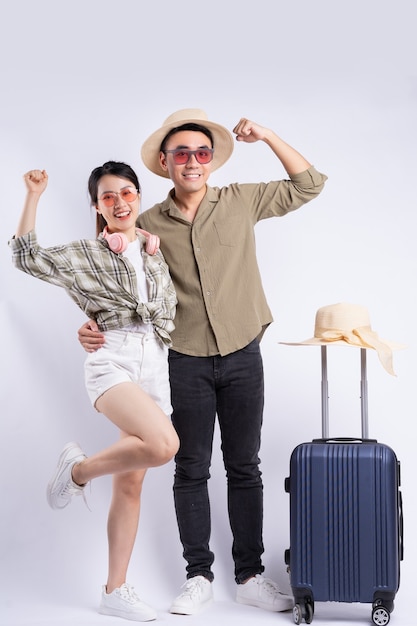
[106,466,146,593]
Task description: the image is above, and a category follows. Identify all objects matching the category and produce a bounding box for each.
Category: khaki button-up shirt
[138,166,327,356]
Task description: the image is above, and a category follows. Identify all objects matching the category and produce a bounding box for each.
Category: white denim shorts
[84,329,172,415]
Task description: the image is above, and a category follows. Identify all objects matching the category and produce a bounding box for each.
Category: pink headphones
[102,227,160,255]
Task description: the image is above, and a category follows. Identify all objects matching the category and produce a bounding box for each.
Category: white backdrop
[1,1,416,625]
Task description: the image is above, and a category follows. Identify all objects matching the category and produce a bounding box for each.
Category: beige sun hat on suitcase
[279,302,406,376]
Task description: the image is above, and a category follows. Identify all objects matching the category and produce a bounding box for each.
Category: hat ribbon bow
[317,325,395,375]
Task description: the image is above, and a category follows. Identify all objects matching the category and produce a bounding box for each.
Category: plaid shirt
[10,230,177,346]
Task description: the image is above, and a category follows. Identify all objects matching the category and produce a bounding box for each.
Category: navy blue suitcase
[284,347,403,625]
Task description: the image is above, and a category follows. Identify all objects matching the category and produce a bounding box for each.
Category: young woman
[10,161,179,622]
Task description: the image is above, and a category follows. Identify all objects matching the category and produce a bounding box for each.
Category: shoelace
[180,578,206,599]
[118,583,141,604]
[256,575,282,597]
[60,480,91,511]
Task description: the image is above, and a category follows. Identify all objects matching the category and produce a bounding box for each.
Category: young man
[79,109,327,616]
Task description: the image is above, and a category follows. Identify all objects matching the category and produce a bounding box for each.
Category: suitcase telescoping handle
[321,345,369,439]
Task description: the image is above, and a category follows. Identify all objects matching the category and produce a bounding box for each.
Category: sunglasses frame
[164,148,214,165]
[99,187,139,208]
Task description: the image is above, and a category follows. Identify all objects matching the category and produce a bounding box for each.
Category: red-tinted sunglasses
[99,187,139,208]
[164,149,214,165]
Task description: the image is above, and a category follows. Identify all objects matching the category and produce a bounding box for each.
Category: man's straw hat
[141,108,234,178]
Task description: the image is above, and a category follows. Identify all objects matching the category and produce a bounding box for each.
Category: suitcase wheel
[372,605,391,625]
[293,604,302,625]
[293,601,313,624]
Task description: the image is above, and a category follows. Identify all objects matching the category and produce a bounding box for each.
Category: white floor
[1,573,412,626]
[0,598,410,626]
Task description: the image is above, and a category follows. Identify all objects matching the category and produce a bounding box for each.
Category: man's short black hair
[160,123,214,152]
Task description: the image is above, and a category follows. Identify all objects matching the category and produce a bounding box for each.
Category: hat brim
[141,117,234,178]
[279,338,406,350]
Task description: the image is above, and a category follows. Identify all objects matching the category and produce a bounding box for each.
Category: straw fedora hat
[141,108,234,178]
[279,302,406,376]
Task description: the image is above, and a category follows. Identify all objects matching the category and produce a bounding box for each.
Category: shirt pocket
[213,215,240,247]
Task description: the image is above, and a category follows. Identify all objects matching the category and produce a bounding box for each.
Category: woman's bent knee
[151,431,179,467]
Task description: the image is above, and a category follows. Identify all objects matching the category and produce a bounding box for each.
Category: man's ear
[159,151,168,172]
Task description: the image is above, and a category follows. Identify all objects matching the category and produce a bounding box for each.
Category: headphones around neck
[102,227,160,255]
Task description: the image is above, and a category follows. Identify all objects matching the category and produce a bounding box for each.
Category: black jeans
[168,339,265,584]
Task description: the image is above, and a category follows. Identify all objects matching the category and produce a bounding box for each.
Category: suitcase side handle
[399,489,404,561]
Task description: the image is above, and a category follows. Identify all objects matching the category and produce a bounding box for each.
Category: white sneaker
[236,574,293,612]
[99,583,157,622]
[170,576,213,615]
[46,442,87,510]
